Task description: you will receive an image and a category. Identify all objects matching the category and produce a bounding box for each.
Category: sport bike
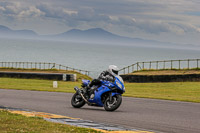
[71,76,125,111]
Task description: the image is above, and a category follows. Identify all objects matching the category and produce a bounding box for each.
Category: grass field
[125,82,200,102]
[0,77,200,103]
[0,110,101,133]
[128,69,200,75]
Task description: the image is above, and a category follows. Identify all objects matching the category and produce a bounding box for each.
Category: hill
[0,25,197,49]
[0,25,37,38]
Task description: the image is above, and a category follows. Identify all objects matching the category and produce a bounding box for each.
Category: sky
[0,0,200,45]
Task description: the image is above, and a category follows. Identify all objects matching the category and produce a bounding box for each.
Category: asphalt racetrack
[0,89,200,133]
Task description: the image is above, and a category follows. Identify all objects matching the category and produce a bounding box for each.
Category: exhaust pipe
[74,87,91,104]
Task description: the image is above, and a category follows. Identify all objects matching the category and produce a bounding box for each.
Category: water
[0,38,200,78]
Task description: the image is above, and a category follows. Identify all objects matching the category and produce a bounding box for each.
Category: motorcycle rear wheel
[71,92,85,108]
[104,94,122,111]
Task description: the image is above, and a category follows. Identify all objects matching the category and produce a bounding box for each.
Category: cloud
[0,2,44,19]
[0,0,200,45]
[18,6,45,18]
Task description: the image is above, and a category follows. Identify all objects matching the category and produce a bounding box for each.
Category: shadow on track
[69,106,125,113]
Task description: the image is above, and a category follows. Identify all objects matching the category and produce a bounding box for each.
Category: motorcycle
[71,75,125,111]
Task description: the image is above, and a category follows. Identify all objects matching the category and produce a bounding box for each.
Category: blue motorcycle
[71,76,125,111]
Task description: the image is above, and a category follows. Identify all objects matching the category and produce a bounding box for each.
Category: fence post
[156,61,158,70]
[197,59,199,69]
[171,60,173,69]
[142,62,144,70]
[188,59,190,69]
[43,63,45,69]
[39,63,41,69]
[179,60,181,70]
[163,61,165,69]
[128,66,130,73]
[149,62,151,70]
[137,62,139,71]
[123,68,125,74]
[132,64,134,72]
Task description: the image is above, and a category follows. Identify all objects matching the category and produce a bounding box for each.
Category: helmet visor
[112,70,118,75]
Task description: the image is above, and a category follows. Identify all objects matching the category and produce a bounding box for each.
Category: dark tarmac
[0,89,200,133]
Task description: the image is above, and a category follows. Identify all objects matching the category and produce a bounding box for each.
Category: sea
[0,38,200,78]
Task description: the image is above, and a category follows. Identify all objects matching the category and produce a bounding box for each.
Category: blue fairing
[85,76,125,107]
[115,77,125,92]
[88,85,111,106]
[88,86,122,107]
[82,79,90,86]
[111,92,121,97]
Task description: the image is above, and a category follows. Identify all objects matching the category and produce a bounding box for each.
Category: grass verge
[0,109,101,133]
[128,69,200,75]
[0,78,79,93]
[125,82,200,102]
[0,77,200,103]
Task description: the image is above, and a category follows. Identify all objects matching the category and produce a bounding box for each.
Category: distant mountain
[58,28,118,37]
[0,25,37,38]
[0,25,11,31]
[0,25,197,49]
[52,28,124,42]
[51,28,172,47]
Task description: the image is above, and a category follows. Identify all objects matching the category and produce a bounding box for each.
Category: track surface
[0,89,200,133]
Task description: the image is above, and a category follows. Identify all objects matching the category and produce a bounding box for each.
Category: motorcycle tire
[104,94,122,111]
[71,92,85,108]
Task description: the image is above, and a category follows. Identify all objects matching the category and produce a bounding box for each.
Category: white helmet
[108,65,119,75]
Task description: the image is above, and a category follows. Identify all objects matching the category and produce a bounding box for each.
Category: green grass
[0,78,80,93]
[0,110,101,133]
[128,69,200,75]
[125,82,200,102]
[0,77,200,102]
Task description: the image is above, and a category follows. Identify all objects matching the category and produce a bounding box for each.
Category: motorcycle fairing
[88,85,111,107]
[82,79,90,86]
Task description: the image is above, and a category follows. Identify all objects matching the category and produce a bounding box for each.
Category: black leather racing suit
[88,70,115,95]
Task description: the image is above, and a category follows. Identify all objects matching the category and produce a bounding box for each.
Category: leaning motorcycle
[71,76,125,111]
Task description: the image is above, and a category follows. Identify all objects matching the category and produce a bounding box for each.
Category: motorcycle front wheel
[71,92,85,108]
[104,94,122,111]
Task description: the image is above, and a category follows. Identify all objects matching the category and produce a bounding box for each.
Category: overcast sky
[0,0,200,45]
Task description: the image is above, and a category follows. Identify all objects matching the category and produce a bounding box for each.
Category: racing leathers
[88,70,115,99]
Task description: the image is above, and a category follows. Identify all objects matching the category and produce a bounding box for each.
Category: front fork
[109,92,121,102]
[109,92,113,102]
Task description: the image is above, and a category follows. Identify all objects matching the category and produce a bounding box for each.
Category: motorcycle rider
[88,65,120,99]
